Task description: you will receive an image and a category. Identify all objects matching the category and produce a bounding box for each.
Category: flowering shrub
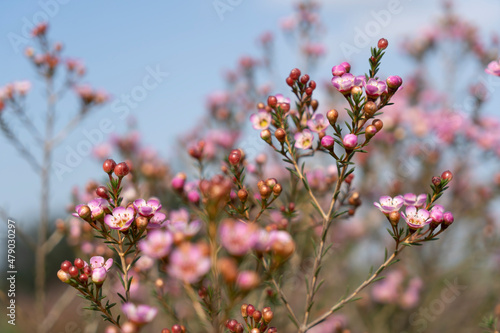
[2,1,500,333]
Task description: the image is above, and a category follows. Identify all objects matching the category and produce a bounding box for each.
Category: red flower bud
[114,162,130,177]
[102,159,116,174]
[378,38,388,49]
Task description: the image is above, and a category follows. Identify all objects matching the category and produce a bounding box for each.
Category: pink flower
[168,243,211,283]
[89,256,113,284]
[307,114,329,133]
[219,220,258,256]
[372,270,403,304]
[122,303,157,325]
[403,193,427,207]
[374,195,404,214]
[386,75,403,90]
[139,230,173,259]
[400,277,423,309]
[104,206,135,231]
[401,206,431,229]
[167,219,201,237]
[236,271,260,291]
[294,129,314,149]
[331,73,354,93]
[13,81,31,95]
[321,135,334,149]
[91,267,107,284]
[429,205,444,223]
[342,134,358,149]
[148,211,167,228]
[485,59,500,76]
[74,198,107,220]
[133,198,161,217]
[250,111,272,130]
[364,78,387,98]
[443,211,454,226]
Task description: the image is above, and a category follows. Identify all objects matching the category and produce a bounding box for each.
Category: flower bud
[327,109,338,125]
[96,186,109,200]
[388,211,400,226]
[286,76,295,86]
[57,269,71,283]
[235,324,244,333]
[263,309,274,323]
[237,271,260,291]
[300,74,310,84]
[275,128,286,143]
[378,38,388,49]
[365,125,378,140]
[238,189,248,202]
[260,129,272,144]
[268,328,277,333]
[386,75,402,90]
[432,176,441,186]
[310,99,319,111]
[331,65,346,76]
[290,68,301,80]
[218,257,238,283]
[250,329,261,333]
[267,96,277,107]
[135,216,149,230]
[372,119,383,131]
[363,101,377,118]
[103,159,116,174]
[443,212,454,226]
[74,258,85,269]
[441,170,453,181]
[247,304,255,316]
[228,149,242,166]
[241,304,248,318]
[79,273,88,284]
[114,162,130,178]
[259,185,271,199]
[61,260,72,272]
[320,135,334,150]
[351,86,362,96]
[340,62,351,73]
[253,310,262,323]
[69,266,79,277]
[272,184,282,196]
[342,134,358,149]
[77,205,91,220]
[171,172,186,191]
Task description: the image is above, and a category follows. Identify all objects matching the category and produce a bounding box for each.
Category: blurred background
[1,0,500,332]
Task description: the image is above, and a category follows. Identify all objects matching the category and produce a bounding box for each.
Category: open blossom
[89,256,113,284]
[307,113,329,133]
[104,206,135,231]
[294,129,314,149]
[403,193,427,207]
[250,111,272,130]
[485,59,500,76]
[148,211,167,228]
[401,206,431,229]
[138,230,173,258]
[364,78,387,98]
[168,243,211,283]
[331,73,354,93]
[133,198,161,217]
[122,303,157,325]
[374,195,404,214]
[167,219,201,237]
[220,220,258,256]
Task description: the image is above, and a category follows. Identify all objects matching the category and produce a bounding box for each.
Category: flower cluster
[225,304,277,333]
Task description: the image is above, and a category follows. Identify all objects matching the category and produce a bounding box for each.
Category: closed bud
[280,103,290,112]
[250,329,261,333]
[441,170,453,181]
[257,102,265,110]
[263,309,274,323]
[365,125,378,140]
[241,304,248,317]
[228,149,242,166]
[300,74,310,84]
[238,189,248,202]
[260,129,272,144]
[57,269,71,283]
[321,135,334,150]
[247,304,255,316]
[74,258,85,269]
[96,186,109,199]
[217,257,238,283]
[432,176,441,186]
[327,109,339,125]
[268,328,277,333]
[275,128,286,142]
[389,211,400,226]
[386,75,402,90]
[267,96,277,107]
[253,310,262,323]
[310,99,319,111]
[61,260,72,272]
[272,184,282,196]
[363,101,377,117]
[265,178,277,188]
[69,266,79,277]
[235,324,244,333]
[78,205,91,220]
[103,159,116,174]
[286,76,295,86]
[372,119,383,131]
[259,185,271,199]
[290,68,301,80]
[351,86,362,96]
[135,216,149,230]
[114,162,130,177]
[378,38,388,49]
[171,325,182,333]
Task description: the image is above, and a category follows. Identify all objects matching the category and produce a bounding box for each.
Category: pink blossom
[236,271,260,291]
[122,303,157,325]
[307,113,329,133]
[148,211,167,228]
[364,78,388,98]
[250,111,272,130]
[331,73,354,93]
[403,193,427,207]
[401,206,431,229]
[133,198,162,217]
[374,195,404,214]
[219,220,258,256]
[104,206,135,231]
[167,218,201,237]
[331,65,347,77]
[372,270,403,304]
[138,230,173,259]
[168,243,211,283]
[294,129,314,149]
[485,59,500,76]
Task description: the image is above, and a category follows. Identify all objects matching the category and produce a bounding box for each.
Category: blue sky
[0,0,499,227]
